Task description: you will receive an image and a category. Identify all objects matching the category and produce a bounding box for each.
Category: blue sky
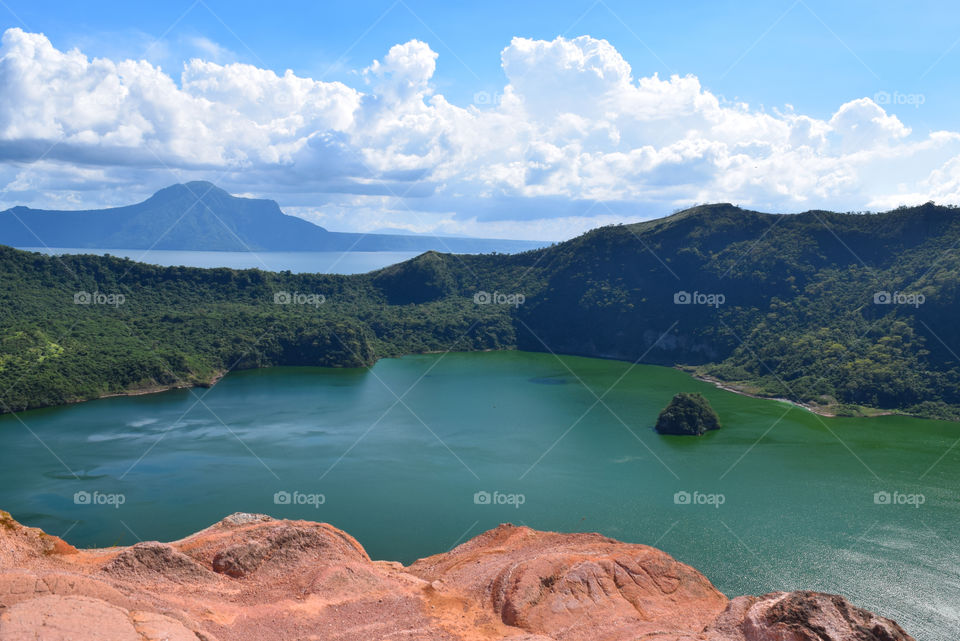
[1,0,959,239]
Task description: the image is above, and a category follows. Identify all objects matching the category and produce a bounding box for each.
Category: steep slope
[0,182,544,253]
[2,201,960,418]
[514,202,960,417]
[0,244,523,413]
[0,511,914,641]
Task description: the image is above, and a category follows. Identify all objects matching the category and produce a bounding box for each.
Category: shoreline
[72,370,228,406]
[0,352,937,421]
[684,369,912,420]
[685,371,836,417]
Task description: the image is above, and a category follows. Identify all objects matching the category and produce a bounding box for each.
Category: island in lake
[655,392,722,435]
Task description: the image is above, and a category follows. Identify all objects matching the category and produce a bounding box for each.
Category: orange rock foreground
[0,510,913,641]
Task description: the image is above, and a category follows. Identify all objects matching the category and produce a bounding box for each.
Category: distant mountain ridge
[0,182,544,253]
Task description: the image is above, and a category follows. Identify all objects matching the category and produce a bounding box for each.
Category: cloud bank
[2,28,959,240]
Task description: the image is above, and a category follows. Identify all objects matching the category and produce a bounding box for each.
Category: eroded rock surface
[703,591,914,641]
[0,510,914,641]
[408,524,728,640]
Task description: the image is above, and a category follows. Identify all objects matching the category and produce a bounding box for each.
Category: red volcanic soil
[0,510,914,640]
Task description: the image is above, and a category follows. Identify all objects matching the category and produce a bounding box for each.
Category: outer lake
[17,247,424,274]
[1,352,957,640]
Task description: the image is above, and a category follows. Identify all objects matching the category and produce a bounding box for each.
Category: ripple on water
[86,432,149,442]
[42,471,107,481]
[127,418,159,428]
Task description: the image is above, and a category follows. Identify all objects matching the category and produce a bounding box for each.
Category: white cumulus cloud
[1,28,959,240]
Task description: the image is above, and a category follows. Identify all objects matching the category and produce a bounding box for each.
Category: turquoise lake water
[0,351,957,640]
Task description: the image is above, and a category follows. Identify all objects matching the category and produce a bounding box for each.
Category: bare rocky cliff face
[0,511,914,641]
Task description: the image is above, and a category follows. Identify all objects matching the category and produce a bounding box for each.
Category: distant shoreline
[685,371,836,417]
[95,370,227,401]
[0,351,932,422]
[683,369,919,420]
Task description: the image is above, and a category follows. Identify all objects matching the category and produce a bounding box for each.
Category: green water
[1,351,957,640]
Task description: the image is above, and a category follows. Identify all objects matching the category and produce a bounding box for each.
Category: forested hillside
[2,201,960,419]
[0,249,534,412]
[516,202,960,418]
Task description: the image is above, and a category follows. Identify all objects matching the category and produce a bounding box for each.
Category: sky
[1,0,960,240]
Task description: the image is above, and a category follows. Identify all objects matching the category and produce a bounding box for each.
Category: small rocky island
[655,392,722,435]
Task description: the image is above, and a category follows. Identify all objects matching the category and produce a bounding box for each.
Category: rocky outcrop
[704,591,914,641]
[408,524,727,640]
[0,510,914,641]
[655,392,722,436]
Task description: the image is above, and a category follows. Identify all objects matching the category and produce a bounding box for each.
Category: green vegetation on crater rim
[2,200,960,421]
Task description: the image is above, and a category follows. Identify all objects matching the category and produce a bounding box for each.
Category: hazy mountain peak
[146,181,237,205]
[0,184,544,254]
